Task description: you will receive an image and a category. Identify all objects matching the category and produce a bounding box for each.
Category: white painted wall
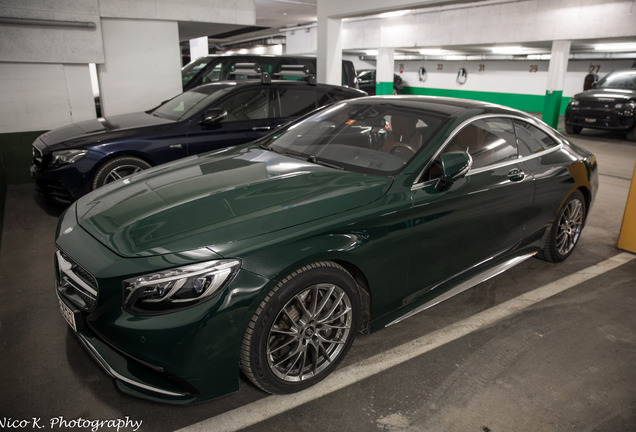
[0,63,95,132]
[0,0,255,133]
[98,19,182,116]
[395,59,635,98]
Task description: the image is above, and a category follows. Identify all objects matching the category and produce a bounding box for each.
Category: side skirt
[385,252,537,327]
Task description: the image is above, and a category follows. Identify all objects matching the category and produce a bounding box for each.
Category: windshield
[261,101,444,176]
[151,84,235,121]
[181,57,215,87]
[596,70,636,89]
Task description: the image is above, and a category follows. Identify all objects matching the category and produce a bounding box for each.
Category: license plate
[58,297,78,332]
[585,118,597,124]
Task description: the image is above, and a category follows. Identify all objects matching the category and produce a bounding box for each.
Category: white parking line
[176,252,635,432]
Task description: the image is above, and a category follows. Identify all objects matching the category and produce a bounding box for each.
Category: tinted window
[277,89,317,118]
[152,85,234,121]
[514,120,559,156]
[445,118,517,169]
[215,89,271,121]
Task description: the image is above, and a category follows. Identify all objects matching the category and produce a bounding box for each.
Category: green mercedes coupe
[54,96,598,403]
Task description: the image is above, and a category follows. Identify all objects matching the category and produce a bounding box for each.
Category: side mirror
[202,108,228,125]
[435,151,472,191]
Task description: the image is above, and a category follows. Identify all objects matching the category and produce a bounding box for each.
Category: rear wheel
[92,156,151,190]
[240,261,360,394]
[565,124,582,135]
[539,190,586,262]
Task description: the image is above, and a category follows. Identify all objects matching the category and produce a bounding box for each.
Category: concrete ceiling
[177,0,636,58]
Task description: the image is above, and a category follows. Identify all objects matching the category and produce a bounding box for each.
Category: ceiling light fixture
[491,46,525,54]
[419,48,447,55]
[378,10,412,18]
[594,43,636,52]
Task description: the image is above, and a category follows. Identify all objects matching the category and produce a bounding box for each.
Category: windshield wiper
[307,155,344,170]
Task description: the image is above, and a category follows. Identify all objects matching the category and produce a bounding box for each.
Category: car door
[404,117,535,305]
[185,87,276,156]
[512,119,580,240]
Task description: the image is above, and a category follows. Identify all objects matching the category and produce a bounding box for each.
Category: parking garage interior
[1,1,636,431]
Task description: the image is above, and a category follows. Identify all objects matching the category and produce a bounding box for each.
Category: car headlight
[569,100,580,107]
[50,149,88,168]
[123,259,241,315]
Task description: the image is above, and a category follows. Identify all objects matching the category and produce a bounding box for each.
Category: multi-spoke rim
[556,198,584,255]
[104,164,144,184]
[266,283,353,382]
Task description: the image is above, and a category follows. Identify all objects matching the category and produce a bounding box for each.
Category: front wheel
[539,190,586,262]
[91,156,151,190]
[240,261,360,394]
[565,124,582,135]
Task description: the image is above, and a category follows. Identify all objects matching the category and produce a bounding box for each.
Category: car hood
[572,87,636,102]
[38,112,173,149]
[75,146,393,258]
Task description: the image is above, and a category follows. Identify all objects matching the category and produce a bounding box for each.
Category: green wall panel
[403,86,571,117]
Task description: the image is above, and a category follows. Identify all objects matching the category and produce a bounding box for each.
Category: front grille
[55,250,98,311]
[32,145,43,170]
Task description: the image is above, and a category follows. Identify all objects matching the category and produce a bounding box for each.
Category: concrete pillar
[189,36,209,63]
[317,16,342,85]
[376,48,395,95]
[98,19,182,117]
[542,40,571,128]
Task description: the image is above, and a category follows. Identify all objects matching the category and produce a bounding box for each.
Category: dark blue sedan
[31,77,365,204]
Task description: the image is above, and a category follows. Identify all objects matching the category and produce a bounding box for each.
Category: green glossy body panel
[55,97,598,403]
[76,145,392,257]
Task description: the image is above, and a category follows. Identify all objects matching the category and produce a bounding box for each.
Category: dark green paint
[375,81,394,96]
[54,97,597,404]
[542,90,564,128]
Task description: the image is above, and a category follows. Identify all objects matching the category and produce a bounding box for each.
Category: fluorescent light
[365,50,379,56]
[492,46,525,54]
[419,48,447,55]
[378,10,411,18]
[527,54,551,60]
[594,43,636,52]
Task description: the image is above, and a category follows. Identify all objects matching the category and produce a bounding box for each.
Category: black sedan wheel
[241,261,360,394]
[565,124,582,135]
[92,156,151,189]
[540,190,586,262]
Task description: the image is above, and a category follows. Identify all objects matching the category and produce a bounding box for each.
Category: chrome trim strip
[385,252,537,327]
[412,113,564,190]
[76,332,188,398]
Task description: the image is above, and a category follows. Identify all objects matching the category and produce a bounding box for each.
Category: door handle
[507,168,526,182]
[251,126,271,131]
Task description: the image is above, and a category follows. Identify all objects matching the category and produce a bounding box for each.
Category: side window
[202,63,225,83]
[215,89,271,121]
[514,120,559,156]
[445,118,517,169]
[277,88,317,118]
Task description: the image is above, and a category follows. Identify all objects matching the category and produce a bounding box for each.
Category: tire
[91,156,151,190]
[539,190,586,262]
[565,124,582,135]
[240,261,360,394]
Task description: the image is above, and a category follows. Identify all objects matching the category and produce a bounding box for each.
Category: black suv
[565,69,636,141]
[182,55,358,91]
[31,68,367,205]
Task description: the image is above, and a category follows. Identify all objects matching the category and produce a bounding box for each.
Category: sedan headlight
[123,259,241,315]
[569,99,580,107]
[50,149,88,168]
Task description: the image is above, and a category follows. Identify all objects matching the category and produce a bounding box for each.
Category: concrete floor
[0,129,635,432]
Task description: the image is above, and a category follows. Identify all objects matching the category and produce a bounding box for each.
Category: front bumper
[55,206,271,403]
[565,107,636,132]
